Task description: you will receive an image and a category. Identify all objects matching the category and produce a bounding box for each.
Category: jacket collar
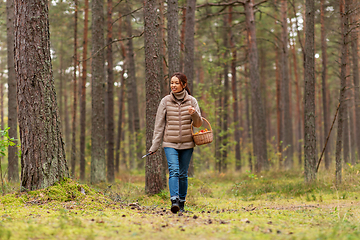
[170,90,190,103]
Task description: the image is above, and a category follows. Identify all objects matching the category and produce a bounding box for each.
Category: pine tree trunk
[144,0,166,194]
[158,0,168,98]
[351,1,360,163]
[291,42,302,166]
[14,0,69,190]
[245,0,268,172]
[106,0,115,182]
[180,6,186,73]
[91,0,106,184]
[281,0,293,169]
[304,0,316,182]
[115,15,126,174]
[245,76,252,171]
[229,6,241,171]
[336,0,348,185]
[184,0,196,95]
[215,73,223,173]
[7,0,19,182]
[167,0,179,75]
[276,46,283,167]
[320,0,331,169]
[71,0,78,178]
[115,72,125,173]
[79,0,89,181]
[125,11,141,169]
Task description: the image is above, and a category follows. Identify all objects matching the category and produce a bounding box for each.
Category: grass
[0,166,360,239]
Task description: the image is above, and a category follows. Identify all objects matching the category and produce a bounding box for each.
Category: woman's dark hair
[171,72,191,95]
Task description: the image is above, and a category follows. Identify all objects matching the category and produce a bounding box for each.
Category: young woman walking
[149,72,203,213]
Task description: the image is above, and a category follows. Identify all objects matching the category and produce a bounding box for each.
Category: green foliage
[0,128,16,157]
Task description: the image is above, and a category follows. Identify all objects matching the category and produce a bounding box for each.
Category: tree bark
[79,0,89,181]
[125,10,141,169]
[71,0,78,178]
[304,0,316,182]
[245,74,252,171]
[159,0,168,98]
[281,0,293,169]
[106,0,115,182]
[91,0,106,184]
[336,0,348,185]
[167,0,180,75]
[184,0,196,95]
[223,13,230,172]
[229,6,241,171]
[14,0,69,190]
[115,13,127,174]
[320,0,331,170]
[244,0,268,172]
[7,0,19,182]
[351,0,360,164]
[115,71,125,173]
[144,0,166,194]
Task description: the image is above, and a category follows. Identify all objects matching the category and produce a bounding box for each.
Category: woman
[149,72,203,213]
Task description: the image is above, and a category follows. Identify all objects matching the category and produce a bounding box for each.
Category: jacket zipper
[178,103,182,139]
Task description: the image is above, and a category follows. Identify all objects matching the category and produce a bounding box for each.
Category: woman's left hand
[188,106,196,115]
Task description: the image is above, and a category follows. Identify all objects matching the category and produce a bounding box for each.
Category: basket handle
[191,117,212,135]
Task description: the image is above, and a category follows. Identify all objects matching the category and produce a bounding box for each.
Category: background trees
[1,0,360,190]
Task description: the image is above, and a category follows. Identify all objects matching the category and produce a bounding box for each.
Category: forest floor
[1,167,360,240]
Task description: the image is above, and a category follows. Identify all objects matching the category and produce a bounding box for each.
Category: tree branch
[80,31,144,63]
[197,1,245,8]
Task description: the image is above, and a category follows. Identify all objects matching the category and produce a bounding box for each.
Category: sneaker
[171,199,180,213]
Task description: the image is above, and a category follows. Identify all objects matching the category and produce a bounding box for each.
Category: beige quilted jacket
[149,91,202,152]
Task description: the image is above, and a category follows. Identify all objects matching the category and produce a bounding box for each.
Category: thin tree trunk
[336,0,349,185]
[304,0,316,182]
[79,0,89,181]
[281,0,293,169]
[180,6,186,73]
[115,13,126,174]
[7,0,19,182]
[14,0,69,190]
[276,46,283,167]
[125,10,141,169]
[245,75,252,171]
[144,0,166,194]
[115,71,125,173]
[184,0,196,96]
[351,0,360,163]
[106,0,115,182]
[71,0,78,178]
[320,0,331,169]
[222,13,229,172]
[159,0,168,97]
[229,6,241,171]
[245,0,268,172]
[91,0,106,184]
[167,0,180,75]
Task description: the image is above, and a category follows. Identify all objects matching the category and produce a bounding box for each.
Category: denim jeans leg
[164,147,180,200]
[179,148,193,201]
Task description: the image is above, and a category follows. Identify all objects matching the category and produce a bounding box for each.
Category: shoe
[179,201,185,213]
[171,199,180,213]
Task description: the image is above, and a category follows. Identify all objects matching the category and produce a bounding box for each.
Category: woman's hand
[188,106,196,115]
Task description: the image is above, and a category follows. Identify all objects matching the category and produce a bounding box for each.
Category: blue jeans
[164,147,193,201]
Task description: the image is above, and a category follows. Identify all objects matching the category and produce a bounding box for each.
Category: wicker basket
[191,117,213,145]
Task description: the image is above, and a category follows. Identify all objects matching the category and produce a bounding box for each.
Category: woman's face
[170,76,185,93]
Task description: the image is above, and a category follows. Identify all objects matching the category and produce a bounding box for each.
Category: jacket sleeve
[190,97,203,128]
[149,98,166,153]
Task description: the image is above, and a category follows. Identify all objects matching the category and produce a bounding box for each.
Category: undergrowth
[0,168,359,239]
